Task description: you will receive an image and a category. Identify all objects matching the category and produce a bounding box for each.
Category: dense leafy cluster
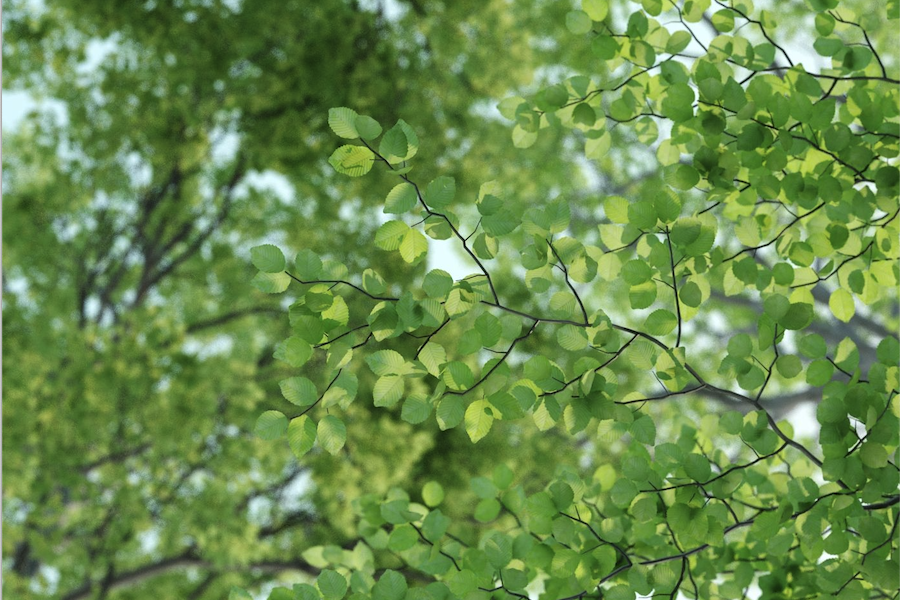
[245,0,899,599]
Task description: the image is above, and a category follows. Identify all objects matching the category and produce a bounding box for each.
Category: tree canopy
[3,0,898,599]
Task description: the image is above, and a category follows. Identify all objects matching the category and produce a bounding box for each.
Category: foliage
[2,1,593,598]
[244,0,900,599]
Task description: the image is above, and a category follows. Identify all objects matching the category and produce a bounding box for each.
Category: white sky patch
[241,170,296,204]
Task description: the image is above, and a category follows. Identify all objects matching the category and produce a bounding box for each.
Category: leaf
[274,337,313,368]
[328,107,360,139]
[423,269,453,298]
[280,377,318,407]
[465,399,494,443]
[442,361,474,391]
[422,481,444,507]
[418,342,446,377]
[644,309,677,336]
[251,244,285,273]
[474,498,501,522]
[401,393,432,424]
[664,164,700,190]
[583,0,608,20]
[828,288,855,323]
[379,120,418,163]
[684,453,712,481]
[422,508,451,542]
[437,396,465,430]
[630,415,656,445]
[317,416,346,455]
[317,570,348,600]
[425,176,455,209]
[372,570,407,600]
[384,182,418,214]
[399,228,428,263]
[366,350,408,376]
[252,271,291,294]
[294,249,322,280]
[374,220,410,251]
[328,145,375,177]
[354,114,382,140]
[585,130,611,159]
[566,10,593,34]
[373,375,405,408]
[255,410,288,440]
[627,201,657,229]
[779,303,814,330]
[512,125,537,148]
[288,415,317,459]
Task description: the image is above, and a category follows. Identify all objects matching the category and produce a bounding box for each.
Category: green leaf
[255,410,288,440]
[728,334,753,358]
[512,125,538,148]
[482,210,519,236]
[372,570,407,600]
[374,221,410,251]
[465,399,494,443]
[422,508,451,542]
[684,453,712,481]
[443,362,474,391]
[379,120,418,163]
[252,271,291,294]
[295,250,323,280]
[644,309,677,336]
[585,129,611,159]
[388,524,418,551]
[418,342,446,378]
[472,498,500,523]
[566,10,593,34]
[798,334,827,359]
[680,282,702,307]
[288,416,317,459]
[425,176,455,209]
[828,288,855,323]
[582,0,608,20]
[399,228,428,263]
[317,416,346,455]
[779,303,814,330]
[317,570,348,600]
[354,114,382,140]
[379,125,408,162]
[631,415,656,445]
[274,337,313,368]
[622,260,652,284]
[251,244,286,273]
[401,392,431,424]
[328,145,375,177]
[384,183,418,214]
[665,164,700,190]
[423,269,453,298]
[422,481,444,507]
[328,107,360,139]
[666,31,692,54]
[775,355,802,378]
[366,350,407,376]
[280,377,318,407]
[628,201,657,229]
[437,396,465,430]
[373,375,405,408]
